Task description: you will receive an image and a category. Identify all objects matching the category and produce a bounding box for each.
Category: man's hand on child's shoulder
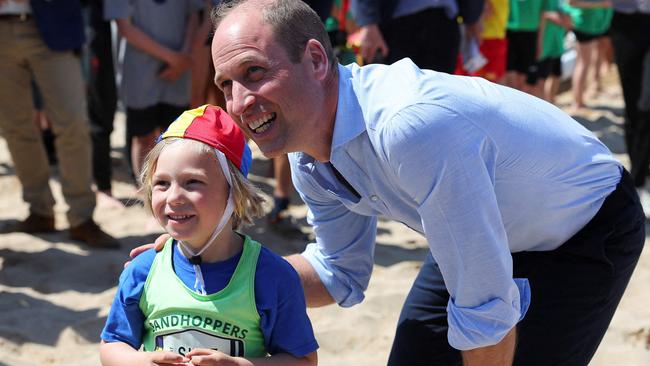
[124,234,170,268]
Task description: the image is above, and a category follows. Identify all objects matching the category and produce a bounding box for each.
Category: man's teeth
[247,113,275,132]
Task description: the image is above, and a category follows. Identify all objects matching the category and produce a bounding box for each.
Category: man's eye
[248,66,264,80]
[220,80,232,90]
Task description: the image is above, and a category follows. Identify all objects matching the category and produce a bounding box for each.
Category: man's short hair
[211,0,338,73]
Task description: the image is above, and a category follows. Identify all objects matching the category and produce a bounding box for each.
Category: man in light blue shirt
[138,0,645,364]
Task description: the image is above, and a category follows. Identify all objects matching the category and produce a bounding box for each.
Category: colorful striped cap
[159,105,252,177]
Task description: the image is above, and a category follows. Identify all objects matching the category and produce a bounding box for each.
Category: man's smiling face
[211,8,324,159]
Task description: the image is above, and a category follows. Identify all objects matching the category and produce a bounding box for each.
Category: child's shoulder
[119,247,158,284]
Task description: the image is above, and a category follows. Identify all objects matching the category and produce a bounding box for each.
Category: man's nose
[229,82,255,117]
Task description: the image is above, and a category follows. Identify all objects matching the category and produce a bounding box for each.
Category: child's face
[151,143,230,248]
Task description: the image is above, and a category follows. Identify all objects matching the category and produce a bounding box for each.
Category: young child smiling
[100,105,318,366]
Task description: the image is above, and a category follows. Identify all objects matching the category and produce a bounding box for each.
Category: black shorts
[574,30,607,43]
[126,103,187,137]
[506,30,538,74]
[537,57,562,79]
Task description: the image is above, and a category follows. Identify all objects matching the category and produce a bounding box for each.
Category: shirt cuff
[447,278,530,350]
[301,243,366,307]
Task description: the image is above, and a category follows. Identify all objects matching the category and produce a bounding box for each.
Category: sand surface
[1,69,649,365]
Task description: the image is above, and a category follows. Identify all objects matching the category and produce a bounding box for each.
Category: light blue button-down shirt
[290,59,622,350]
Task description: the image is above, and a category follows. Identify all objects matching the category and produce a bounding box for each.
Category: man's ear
[304,39,329,81]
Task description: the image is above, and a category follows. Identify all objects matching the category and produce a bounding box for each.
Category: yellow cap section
[161,105,209,139]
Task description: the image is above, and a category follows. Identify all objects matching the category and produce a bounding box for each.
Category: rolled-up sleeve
[382,103,530,350]
[290,156,378,307]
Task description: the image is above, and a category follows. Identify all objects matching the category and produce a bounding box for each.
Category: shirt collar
[331,64,367,154]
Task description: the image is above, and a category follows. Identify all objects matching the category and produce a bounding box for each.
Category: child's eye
[187,179,204,186]
[153,179,169,188]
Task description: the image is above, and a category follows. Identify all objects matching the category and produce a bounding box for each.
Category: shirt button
[370,195,379,202]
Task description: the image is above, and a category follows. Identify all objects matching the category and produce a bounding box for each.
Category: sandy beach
[0,68,649,365]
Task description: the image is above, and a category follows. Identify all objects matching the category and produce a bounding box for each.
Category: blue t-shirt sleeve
[255,248,318,357]
[100,249,157,349]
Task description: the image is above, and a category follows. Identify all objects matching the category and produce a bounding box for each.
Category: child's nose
[167,183,186,205]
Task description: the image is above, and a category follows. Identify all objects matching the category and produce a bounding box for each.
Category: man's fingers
[154,233,171,251]
[129,243,156,259]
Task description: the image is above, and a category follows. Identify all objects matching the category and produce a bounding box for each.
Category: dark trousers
[379,8,460,74]
[87,0,117,191]
[610,12,650,187]
[388,170,645,366]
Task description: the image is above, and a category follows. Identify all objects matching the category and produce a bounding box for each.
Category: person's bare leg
[502,71,518,89]
[96,190,124,209]
[269,154,293,221]
[190,45,211,108]
[594,36,612,94]
[545,75,560,105]
[267,155,305,238]
[530,78,545,99]
[515,73,528,93]
[273,155,293,199]
[131,130,158,184]
[571,41,595,110]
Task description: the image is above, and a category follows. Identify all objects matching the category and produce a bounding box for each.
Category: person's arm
[381,103,529,360]
[357,24,389,64]
[100,341,188,366]
[567,0,612,8]
[284,253,334,307]
[184,349,317,366]
[114,18,191,80]
[351,0,388,63]
[192,0,214,51]
[159,9,200,81]
[462,327,517,366]
[287,153,379,309]
[536,13,548,60]
[459,0,486,41]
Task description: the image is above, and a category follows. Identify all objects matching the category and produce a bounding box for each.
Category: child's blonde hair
[139,138,265,229]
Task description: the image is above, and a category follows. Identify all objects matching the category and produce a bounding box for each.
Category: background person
[104,0,201,185]
[0,0,119,248]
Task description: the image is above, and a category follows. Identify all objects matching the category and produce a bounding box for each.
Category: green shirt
[541,22,565,59]
[140,237,267,357]
[508,0,550,31]
[561,4,613,35]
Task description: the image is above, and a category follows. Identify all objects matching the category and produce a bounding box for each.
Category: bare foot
[96,190,124,209]
[566,103,588,116]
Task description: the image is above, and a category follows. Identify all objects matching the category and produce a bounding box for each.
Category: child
[104,0,202,183]
[562,0,613,110]
[530,1,573,102]
[504,0,552,93]
[100,105,318,365]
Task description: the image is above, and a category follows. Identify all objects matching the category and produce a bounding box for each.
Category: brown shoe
[69,219,120,249]
[0,212,56,234]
